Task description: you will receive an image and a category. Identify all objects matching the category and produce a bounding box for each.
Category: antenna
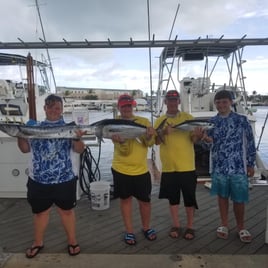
[35,0,57,92]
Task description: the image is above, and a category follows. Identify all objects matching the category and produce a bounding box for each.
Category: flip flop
[124,233,136,245]
[143,228,157,241]
[238,229,252,243]
[216,226,229,240]
[67,244,81,256]
[169,226,181,238]
[25,245,44,258]
[183,228,195,240]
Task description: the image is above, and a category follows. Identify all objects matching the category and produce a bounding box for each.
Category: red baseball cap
[117,94,136,107]
[165,90,180,99]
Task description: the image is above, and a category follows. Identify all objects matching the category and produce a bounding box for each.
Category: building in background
[56,86,144,100]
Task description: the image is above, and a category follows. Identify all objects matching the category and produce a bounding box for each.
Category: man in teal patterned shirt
[203,90,256,243]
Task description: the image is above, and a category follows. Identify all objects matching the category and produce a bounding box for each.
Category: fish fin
[135,137,142,143]
[66,121,77,126]
[156,118,168,133]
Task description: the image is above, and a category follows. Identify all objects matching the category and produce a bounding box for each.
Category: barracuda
[0,122,95,139]
[0,119,147,141]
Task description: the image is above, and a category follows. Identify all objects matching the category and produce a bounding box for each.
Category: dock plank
[0,184,267,255]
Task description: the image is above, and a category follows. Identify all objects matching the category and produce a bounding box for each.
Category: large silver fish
[0,119,147,141]
[0,122,95,139]
[173,119,214,132]
[91,119,147,142]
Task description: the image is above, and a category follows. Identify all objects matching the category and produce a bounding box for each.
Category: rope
[78,144,101,196]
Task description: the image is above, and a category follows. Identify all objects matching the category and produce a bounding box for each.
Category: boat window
[183,53,204,61]
[0,104,22,115]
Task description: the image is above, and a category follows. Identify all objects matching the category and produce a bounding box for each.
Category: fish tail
[156,118,167,132]
[155,118,168,144]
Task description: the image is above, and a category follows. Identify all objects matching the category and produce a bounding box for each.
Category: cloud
[0,0,268,94]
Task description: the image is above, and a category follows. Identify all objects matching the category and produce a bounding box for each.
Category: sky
[0,0,268,95]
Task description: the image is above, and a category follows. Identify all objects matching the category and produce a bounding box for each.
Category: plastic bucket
[90,181,111,210]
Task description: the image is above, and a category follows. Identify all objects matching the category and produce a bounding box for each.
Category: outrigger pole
[146,0,153,124]
[35,0,56,92]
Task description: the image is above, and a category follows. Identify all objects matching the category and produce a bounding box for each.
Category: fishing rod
[256,111,268,151]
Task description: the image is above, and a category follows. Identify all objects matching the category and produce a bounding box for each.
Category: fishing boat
[241,101,258,114]
[0,53,51,198]
[153,37,268,186]
[0,53,98,198]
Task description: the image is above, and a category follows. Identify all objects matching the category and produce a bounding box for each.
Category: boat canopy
[160,37,268,60]
[0,53,47,67]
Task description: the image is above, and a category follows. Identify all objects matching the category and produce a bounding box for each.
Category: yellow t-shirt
[112,116,154,175]
[154,112,195,172]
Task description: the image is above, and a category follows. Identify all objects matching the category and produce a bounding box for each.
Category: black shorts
[111,168,152,202]
[27,177,77,214]
[159,171,198,208]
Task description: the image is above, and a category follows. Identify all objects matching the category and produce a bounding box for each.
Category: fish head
[94,125,104,144]
[0,123,21,137]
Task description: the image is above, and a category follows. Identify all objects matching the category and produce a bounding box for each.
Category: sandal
[183,228,195,240]
[25,245,44,258]
[216,226,229,240]
[124,233,136,245]
[143,228,157,241]
[169,227,181,238]
[67,244,81,256]
[238,229,252,243]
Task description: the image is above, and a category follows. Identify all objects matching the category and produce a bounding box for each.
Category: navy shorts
[111,168,152,202]
[159,171,198,208]
[27,177,77,214]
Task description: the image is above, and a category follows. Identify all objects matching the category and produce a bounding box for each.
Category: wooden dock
[0,182,267,256]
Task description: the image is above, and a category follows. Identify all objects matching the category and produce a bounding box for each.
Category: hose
[78,143,101,196]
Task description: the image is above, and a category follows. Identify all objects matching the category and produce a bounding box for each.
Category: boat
[135,98,149,111]
[0,53,50,197]
[241,101,258,114]
[152,37,268,187]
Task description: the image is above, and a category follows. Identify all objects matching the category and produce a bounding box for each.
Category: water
[80,107,268,183]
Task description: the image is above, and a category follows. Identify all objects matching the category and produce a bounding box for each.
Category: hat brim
[118,100,136,107]
[165,96,179,100]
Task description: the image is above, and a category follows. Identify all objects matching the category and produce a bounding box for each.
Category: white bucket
[90,181,111,210]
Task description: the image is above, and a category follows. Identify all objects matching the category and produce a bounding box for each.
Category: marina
[1,6,268,266]
[0,108,268,267]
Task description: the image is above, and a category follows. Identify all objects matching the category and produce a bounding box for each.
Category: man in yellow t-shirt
[154,90,203,240]
[111,94,156,245]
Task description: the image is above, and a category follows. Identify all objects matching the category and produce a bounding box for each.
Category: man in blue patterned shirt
[203,90,256,243]
[17,94,85,257]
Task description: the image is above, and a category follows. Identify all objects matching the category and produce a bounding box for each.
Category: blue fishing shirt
[207,111,256,176]
[28,118,75,184]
